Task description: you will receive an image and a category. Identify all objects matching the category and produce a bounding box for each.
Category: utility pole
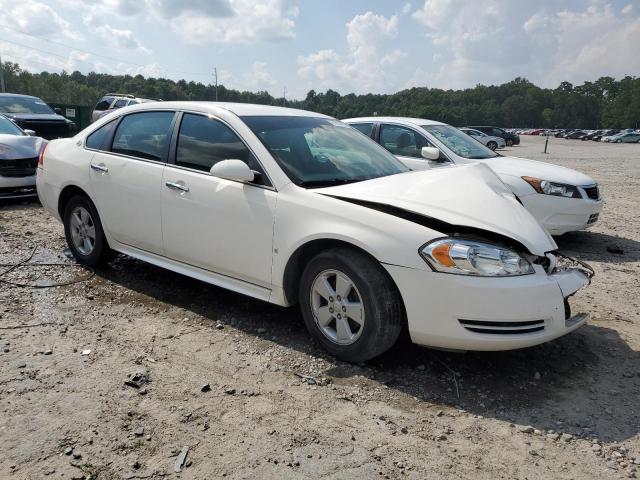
[213,68,218,101]
[0,55,6,93]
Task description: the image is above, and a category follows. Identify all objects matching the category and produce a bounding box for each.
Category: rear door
[160,112,276,287]
[89,110,176,254]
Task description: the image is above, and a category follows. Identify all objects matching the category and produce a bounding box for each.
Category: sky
[0,0,638,99]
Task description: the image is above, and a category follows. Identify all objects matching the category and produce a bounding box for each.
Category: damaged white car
[37,103,592,361]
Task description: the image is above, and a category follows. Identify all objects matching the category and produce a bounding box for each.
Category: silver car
[460,128,506,150]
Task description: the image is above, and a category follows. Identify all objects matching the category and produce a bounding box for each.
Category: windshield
[241,116,409,187]
[0,116,24,135]
[422,125,498,159]
[0,96,55,114]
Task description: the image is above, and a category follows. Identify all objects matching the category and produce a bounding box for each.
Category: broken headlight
[420,238,534,276]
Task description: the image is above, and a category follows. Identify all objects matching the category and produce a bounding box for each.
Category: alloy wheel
[69,206,96,255]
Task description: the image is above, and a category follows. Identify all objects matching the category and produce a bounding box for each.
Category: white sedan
[345,117,603,236]
[37,102,591,361]
[459,127,505,150]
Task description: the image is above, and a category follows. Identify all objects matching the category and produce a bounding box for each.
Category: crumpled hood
[484,156,595,186]
[316,163,557,255]
[0,134,45,160]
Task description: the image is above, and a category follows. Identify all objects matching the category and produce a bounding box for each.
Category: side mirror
[24,129,37,136]
[54,108,63,115]
[421,146,441,161]
[210,159,255,183]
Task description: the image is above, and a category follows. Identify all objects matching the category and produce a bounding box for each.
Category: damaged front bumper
[383,255,593,351]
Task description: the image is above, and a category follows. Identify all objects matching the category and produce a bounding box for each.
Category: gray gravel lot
[1,135,639,479]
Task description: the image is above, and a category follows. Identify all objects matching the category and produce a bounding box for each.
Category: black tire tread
[63,194,112,267]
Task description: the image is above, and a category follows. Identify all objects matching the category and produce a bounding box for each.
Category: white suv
[36,102,592,361]
[91,93,156,123]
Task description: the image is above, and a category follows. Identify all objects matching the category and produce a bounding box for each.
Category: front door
[160,113,276,287]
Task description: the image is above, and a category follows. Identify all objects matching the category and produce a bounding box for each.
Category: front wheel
[63,195,111,267]
[299,247,404,362]
[506,139,513,147]
[487,141,497,150]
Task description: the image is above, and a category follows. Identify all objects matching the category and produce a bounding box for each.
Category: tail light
[38,143,49,168]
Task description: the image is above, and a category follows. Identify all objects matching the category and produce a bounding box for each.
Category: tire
[487,141,497,151]
[63,194,111,267]
[298,247,404,362]
[506,139,513,147]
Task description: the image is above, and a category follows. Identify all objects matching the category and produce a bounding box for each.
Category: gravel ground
[1,135,639,479]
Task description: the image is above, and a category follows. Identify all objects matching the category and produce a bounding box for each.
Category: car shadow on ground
[555,230,640,263]
[97,254,640,445]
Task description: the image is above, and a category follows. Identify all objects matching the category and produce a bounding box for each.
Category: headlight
[420,238,534,276]
[522,176,580,198]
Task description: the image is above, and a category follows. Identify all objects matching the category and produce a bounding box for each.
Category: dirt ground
[1,135,639,480]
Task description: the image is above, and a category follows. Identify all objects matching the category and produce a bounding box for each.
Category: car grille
[583,184,600,200]
[0,157,38,177]
[459,319,545,335]
[16,120,71,140]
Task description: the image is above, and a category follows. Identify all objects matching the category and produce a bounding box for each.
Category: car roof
[124,101,332,118]
[342,116,447,126]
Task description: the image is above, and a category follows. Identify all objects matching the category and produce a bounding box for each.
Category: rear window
[111,111,175,161]
[94,97,115,111]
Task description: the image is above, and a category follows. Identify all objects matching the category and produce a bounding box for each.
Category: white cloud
[410,0,640,88]
[167,0,299,44]
[242,61,277,90]
[83,15,150,53]
[0,0,79,40]
[297,12,406,93]
[622,3,633,15]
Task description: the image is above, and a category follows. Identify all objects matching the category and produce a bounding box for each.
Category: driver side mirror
[210,159,255,183]
[54,108,63,115]
[421,146,441,161]
[24,129,37,136]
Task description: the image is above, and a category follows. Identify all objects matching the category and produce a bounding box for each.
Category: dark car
[0,93,76,140]
[565,130,588,139]
[555,129,572,137]
[592,129,619,141]
[466,126,519,146]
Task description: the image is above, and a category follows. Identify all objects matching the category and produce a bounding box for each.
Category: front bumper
[0,174,37,199]
[384,263,590,351]
[520,193,603,236]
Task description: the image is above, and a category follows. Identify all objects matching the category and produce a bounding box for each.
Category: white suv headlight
[420,238,535,276]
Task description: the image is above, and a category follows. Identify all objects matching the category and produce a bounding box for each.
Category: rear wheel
[487,141,497,150]
[63,195,111,267]
[299,247,404,362]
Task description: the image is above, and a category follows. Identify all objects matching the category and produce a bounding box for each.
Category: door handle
[165,181,189,192]
[90,163,108,173]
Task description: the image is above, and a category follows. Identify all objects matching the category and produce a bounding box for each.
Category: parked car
[37,102,592,360]
[609,131,640,143]
[344,117,603,236]
[0,93,76,140]
[466,126,519,146]
[592,129,619,141]
[0,113,46,200]
[565,130,588,139]
[459,128,505,150]
[91,93,157,122]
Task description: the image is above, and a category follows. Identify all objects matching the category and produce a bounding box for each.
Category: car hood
[315,163,557,255]
[0,134,45,160]
[482,156,595,185]
[4,113,68,123]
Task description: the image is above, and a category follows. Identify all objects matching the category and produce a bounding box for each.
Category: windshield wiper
[298,178,367,188]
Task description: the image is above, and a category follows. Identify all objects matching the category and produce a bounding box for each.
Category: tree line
[2,61,639,128]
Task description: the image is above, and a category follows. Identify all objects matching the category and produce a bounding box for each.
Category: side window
[113,99,127,108]
[380,124,429,159]
[176,113,267,184]
[350,123,374,137]
[111,111,174,161]
[491,128,503,136]
[94,97,114,111]
[86,120,116,150]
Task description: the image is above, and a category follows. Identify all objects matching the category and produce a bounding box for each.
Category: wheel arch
[57,185,94,219]
[281,238,404,311]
